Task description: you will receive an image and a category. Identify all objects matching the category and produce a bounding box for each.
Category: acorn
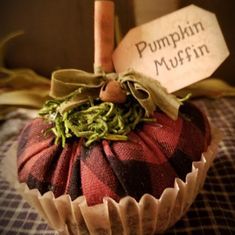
[99,80,127,103]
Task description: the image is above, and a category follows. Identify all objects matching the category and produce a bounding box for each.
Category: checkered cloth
[0,98,235,234]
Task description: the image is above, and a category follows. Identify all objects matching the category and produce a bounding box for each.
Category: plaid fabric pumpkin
[17,103,211,206]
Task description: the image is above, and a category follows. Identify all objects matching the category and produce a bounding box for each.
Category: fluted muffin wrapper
[3,128,222,235]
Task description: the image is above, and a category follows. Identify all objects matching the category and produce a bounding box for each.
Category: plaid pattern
[0,137,53,235]
[17,103,210,206]
[0,98,235,234]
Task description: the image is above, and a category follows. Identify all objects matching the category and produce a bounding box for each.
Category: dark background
[0,0,234,85]
[0,0,135,76]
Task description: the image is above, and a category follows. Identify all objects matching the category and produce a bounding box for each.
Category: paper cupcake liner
[3,128,222,235]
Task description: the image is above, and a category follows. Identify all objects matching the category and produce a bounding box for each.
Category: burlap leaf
[174,78,235,98]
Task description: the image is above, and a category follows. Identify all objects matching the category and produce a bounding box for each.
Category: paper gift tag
[112,5,229,93]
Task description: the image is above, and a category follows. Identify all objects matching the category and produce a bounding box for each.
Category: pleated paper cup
[3,128,222,235]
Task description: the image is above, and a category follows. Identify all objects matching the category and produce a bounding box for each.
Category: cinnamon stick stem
[94,0,115,73]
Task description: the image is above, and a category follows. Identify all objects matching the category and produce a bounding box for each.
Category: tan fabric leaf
[0,31,24,66]
[119,70,181,120]
[49,68,181,119]
[0,90,49,108]
[0,67,50,90]
[174,78,235,98]
[50,69,105,99]
[126,80,155,117]
[0,31,50,110]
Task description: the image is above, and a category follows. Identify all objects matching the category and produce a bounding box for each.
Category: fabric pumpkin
[17,102,211,206]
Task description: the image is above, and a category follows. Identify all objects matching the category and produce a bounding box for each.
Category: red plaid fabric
[17,103,211,206]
